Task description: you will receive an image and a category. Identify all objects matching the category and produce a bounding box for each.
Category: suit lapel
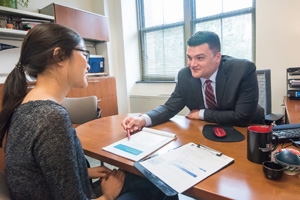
[190,76,205,108]
[216,63,228,107]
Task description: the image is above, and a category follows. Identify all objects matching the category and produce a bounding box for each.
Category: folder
[134,142,234,195]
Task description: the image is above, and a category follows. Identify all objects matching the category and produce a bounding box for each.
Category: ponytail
[0,63,27,147]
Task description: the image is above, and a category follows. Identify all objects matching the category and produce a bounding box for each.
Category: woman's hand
[88,166,112,179]
[100,169,125,200]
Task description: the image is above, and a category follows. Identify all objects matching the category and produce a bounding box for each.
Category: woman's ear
[53,47,62,62]
[53,47,69,68]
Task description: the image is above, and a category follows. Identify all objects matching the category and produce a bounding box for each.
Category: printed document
[102,127,176,161]
[135,142,234,194]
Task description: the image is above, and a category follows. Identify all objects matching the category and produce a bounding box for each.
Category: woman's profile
[0,23,174,200]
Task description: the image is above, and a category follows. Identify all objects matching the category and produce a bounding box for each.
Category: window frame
[137,0,256,82]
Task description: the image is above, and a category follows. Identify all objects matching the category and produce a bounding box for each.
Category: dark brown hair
[0,23,83,147]
[187,31,221,54]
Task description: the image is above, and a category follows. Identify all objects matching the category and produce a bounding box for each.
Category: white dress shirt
[199,69,218,119]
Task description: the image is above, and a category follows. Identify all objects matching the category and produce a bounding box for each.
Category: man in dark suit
[122,31,264,132]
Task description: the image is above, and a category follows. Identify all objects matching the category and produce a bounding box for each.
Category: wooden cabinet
[39,3,109,42]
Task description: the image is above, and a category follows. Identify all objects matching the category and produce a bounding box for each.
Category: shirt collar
[200,68,218,85]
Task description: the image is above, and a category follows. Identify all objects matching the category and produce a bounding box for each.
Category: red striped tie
[205,79,217,109]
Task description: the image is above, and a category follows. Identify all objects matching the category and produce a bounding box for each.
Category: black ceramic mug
[263,161,284,180]
[247,125,279,164]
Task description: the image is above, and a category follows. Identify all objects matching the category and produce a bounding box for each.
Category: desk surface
[76,114,299,200]
[284,96,300,124]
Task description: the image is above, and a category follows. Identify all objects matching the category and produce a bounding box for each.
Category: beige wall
[256,0,300,113]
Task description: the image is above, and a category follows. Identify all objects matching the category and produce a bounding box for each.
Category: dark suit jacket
[146,55,265,127]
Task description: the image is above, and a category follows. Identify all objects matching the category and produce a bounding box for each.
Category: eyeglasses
[74,48,90,63]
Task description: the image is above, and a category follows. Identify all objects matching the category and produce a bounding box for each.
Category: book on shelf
[16,18,52,30]
[17,18,52,23]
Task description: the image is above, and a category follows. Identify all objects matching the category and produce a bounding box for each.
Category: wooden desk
[76,114,299,200]
[284,96,300,124]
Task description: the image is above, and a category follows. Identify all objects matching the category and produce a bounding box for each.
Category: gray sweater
[5,100,94,200]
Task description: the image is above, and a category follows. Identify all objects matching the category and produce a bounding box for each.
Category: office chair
[0,171,10,200]
[62,95,101,124]
[256,69,285,125]
[62,95,103,166]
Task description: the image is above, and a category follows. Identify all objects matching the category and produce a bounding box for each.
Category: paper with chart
[102,127,176,161]
[136,142,234,194]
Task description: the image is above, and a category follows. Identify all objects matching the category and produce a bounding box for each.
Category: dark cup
[247,125,279,164]
[263,161,284,180]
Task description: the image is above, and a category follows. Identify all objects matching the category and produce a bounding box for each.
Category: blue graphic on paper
[173,163,197,178]
[114,144,142,155]
[0,43,19,51]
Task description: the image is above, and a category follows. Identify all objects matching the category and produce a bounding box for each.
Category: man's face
[186,43,221,79]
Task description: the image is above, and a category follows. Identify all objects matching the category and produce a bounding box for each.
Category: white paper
[102,128,176,161]
[139,142,234,193]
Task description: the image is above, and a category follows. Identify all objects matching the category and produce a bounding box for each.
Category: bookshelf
[0,5,54,38]
[0,5,53,19]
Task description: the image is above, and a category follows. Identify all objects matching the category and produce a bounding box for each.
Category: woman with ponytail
[0,23,170,200]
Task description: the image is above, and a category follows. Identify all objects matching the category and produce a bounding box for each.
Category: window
[137,0,255,81]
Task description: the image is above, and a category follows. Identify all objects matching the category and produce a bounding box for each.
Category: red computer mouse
[213,126,226,138]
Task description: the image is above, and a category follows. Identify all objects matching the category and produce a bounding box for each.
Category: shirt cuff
[199,109,205,120]
[142,114,152,126]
